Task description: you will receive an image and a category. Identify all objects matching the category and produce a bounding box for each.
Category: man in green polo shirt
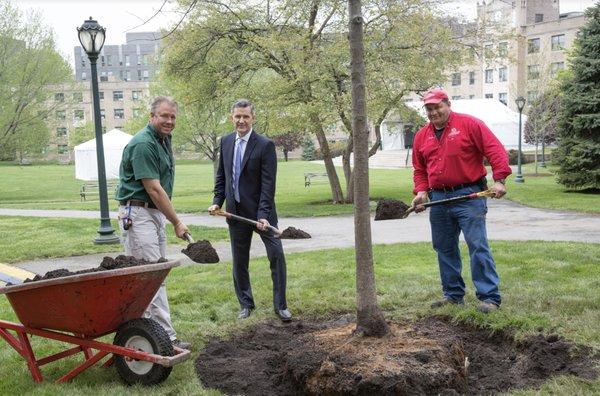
[115,96,191,350]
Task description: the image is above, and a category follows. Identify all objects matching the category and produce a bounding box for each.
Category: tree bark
[310,113,345,203]
[348,0,389,337]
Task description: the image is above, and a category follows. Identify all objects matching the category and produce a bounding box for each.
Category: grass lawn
[0,216,229,264]
[0,241,598,394]
[2,161,597,216]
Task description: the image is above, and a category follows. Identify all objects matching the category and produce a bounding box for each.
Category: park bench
[304,172,328,187]
[80,180,119,201]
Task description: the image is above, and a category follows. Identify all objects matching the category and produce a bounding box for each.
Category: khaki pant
[119,205,177,341]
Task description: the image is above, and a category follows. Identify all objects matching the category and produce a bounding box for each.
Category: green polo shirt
[115,124,174,203]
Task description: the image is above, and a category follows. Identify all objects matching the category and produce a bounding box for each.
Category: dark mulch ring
[23,255,153,283]
[375,199,411,220]
[195,315,598,396]
[182,240,220,263]
[280,227,312,239]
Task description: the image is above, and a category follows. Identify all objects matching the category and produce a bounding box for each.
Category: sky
[13,0,598,69]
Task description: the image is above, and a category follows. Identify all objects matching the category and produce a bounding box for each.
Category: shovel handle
[211,210,282,237]
[184,232,195,243]
[403,189,496,218]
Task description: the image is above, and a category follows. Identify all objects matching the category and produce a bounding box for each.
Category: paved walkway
[1,198,599,275]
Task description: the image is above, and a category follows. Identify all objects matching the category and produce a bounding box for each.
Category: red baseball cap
[422,88,449,105]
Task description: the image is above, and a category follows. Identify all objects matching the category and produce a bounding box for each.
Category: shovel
[211,209,282,237]
[181,233,220,263]
[400,189,496,219]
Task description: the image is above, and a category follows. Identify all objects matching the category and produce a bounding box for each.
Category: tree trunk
[342,139,354,203]
[283,149,289,162]
[311,113,344,203]
[348,0,389,337]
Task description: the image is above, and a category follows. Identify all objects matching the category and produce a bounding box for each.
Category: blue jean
[429,185,501,305]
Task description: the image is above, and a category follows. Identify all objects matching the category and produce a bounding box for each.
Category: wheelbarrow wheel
[113,318,174,385]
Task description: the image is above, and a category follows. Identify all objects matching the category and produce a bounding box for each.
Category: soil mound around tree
[375,199,411,220]
[23,255,151,283]
[181,240,219,263]
[195,315,597,395]
[279,227,312,239]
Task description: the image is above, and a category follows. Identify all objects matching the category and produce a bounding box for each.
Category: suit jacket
[213,131,278,225]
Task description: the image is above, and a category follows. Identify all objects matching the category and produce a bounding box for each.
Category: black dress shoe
[275,309,292,322]
[238,307,253,319]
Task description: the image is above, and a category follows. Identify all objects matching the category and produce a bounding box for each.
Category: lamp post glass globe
[515,96,526,183]
[77,18,118,244]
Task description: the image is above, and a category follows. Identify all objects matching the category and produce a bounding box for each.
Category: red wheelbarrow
[0,260,190,385]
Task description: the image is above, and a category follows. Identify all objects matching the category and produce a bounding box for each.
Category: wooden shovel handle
[211,210,282,237]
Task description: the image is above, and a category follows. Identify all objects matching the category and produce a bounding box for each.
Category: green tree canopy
[554,3,600,189]
[0,1,72,160]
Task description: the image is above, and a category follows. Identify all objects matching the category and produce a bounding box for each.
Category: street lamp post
[540,130,546,168]
[78,17,119,244]
[514,96,526,183]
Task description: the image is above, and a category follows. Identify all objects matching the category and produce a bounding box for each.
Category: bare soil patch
[375,199,411,220]
[195,315,597,395]
[280,227,312,239]
[182,240,220,263]
[23,255,151,283]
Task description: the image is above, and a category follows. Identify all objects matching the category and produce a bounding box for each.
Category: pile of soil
[23,255,152,283]
[195,315,597,395]
[182,240,219,263]
[374,199,411,221]
[279,227,311,239]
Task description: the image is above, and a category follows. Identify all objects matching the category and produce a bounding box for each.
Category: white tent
[382,99,532,150]
[74,128,133,181]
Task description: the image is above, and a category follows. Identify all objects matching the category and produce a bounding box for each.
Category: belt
[120,200,157,209]
[431,180,480,193]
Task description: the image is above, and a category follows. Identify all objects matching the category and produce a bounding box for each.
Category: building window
[133,108,142,117]
[485,69,493,83]
[113,91,124,101]
[81,58,86,67]
[106,55,112,66]
[74,110,84,121]
[528,38,540,54]
[527,64,540,80]
[451,73,461,86]
[469,94,475,99]
[484,44,493,58]
[535,13,544,23]
[57,127,67,137]
[132,91,142,101]
[114,109,125,119]
[499,92,507,105]
[498,67,507,82]
[101,55,105,66]
[73,92,83,102]
[142,54,149,66]
[469,71,475,85]
[125,55,130,67]
[57,144,69,154]
[100,72,108,82]
[527,91,539,103]
[551,34,565,51]
[100,109,105,120]
[56,110,66,120]
[123,70,131,82]
[451,95,462,100]
[81,72,87,80]
[99,91,104,100]
[142,70,149,80]
[550,61,565,76]
[498,42,508,57]
[485,93,493,99]
[55,93,64,102]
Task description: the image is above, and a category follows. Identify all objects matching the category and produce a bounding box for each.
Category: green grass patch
[0,161,597,216]
[0,241,598,394]
[0,216,229,264]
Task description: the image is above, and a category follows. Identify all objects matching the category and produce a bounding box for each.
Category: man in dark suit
[208,99,291,322]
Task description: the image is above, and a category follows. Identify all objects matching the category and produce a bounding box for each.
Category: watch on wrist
[495,179,506,185]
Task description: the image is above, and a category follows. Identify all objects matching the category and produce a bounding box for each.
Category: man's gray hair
[231,99,255,115]
[151,96,178,114]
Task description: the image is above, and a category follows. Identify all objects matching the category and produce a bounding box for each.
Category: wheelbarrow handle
[211,210,282,237]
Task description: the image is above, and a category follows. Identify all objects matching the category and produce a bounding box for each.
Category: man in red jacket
[411,88,512,313]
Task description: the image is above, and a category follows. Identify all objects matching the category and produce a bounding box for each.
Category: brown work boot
[430,297,463,308]
[477,301,499,313]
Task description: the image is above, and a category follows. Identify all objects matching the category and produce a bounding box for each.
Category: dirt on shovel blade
[23,255,151,283]
[279,227,311,239]
[182,240,219,263]
[375,198,411,220]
